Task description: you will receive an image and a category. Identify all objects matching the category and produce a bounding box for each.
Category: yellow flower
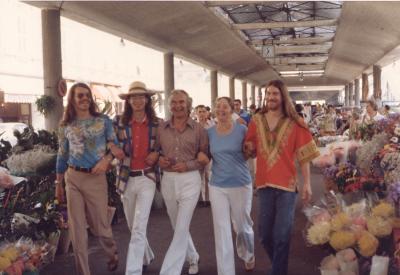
[367,216,393,237]
[307,222,331,245]
[0,247,18,262]
[331,212,351,231]
[371,202,394,218]
[0,256,11,270]
[329,230,356,251]
[358,231,379,257]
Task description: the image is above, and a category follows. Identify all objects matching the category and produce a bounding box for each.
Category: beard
[267,100,281,111]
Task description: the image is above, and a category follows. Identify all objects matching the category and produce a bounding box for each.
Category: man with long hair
[115,81,161,275]
[56,82,124,275]
[158,89,209,275]
[244,80,319,275]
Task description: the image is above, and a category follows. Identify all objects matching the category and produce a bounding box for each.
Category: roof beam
[273,64,326,72]
[205,1,263,7]
[266,56,328,65]
[274,43,332,54]
[250,35,334,46]
[234,19,338,30]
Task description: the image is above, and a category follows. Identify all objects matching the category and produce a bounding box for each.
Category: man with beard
[115,81,161,275]
[158,89,209,275]
[244,80,319,275]
[56,82,124,275]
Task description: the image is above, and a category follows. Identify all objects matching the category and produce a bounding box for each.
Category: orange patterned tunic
[245,113,319,192]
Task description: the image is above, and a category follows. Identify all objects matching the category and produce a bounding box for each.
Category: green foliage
[35,95,56,117]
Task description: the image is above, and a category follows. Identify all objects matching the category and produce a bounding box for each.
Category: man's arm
[300,161,312,205]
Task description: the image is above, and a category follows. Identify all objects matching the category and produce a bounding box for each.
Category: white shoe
[188,259,199,275]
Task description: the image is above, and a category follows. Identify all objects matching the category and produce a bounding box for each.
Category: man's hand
[243,141,256,159]
[145,152,159,167]
[92,157,110,175]
[158,156,171,169]
[197,152,209,166]
[109,144,125,160]
[171,162,188,173]
[301,183,312,206]
[55,173,65,203]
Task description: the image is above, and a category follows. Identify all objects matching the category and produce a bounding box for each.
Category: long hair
[261,79,307,128]
[120,95,157,125]
[60,82,100,126]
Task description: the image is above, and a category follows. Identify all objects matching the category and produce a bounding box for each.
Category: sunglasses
[76,93,91,99]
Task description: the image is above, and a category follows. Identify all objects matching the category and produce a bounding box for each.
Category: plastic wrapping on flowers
[0,236,58,273]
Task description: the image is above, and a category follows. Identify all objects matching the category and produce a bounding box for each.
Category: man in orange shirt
[244,80,319,275]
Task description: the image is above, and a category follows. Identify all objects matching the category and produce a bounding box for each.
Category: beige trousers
[65,168,117,275]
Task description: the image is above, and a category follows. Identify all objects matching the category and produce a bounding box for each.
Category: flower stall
[308,113,400,274]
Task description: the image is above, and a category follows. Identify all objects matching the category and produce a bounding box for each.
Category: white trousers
[200,162,211,202]
[160,170,201,275]
[121,175,156,275]
[209,184,255,275]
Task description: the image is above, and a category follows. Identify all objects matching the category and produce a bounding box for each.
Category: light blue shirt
[56,114,117,173]
[208,122,251,188]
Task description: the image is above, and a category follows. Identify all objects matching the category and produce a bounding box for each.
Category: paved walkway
[42,168,327,275]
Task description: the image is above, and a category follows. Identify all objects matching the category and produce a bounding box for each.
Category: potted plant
[35,95,56,117]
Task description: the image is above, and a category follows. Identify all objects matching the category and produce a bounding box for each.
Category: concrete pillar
[257,86,263,108]
[349,82,354,107]
[229,77,235,100]
[373,65,382,101]
[242,81,247,111]
[164,52,174,119]
[344,84,349,106]
[41,9,63,131]
[210,70,218,110]
[354,78,360,107]
[250,84,255,106]
[362,73,369,101]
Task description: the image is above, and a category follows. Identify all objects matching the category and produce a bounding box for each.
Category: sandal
[107,252,119,271]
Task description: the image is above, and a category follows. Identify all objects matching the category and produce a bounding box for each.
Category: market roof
[26,1,400,88]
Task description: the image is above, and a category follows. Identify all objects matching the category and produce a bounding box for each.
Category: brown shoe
[244,256,255,271]
[107,253,119,271]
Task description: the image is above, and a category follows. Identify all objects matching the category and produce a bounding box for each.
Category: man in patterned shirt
[56,82,124,275]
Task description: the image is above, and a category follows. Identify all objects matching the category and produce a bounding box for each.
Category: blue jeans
[258,187,297,275]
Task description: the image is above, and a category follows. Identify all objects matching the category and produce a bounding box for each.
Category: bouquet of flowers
[323,163,361,193]
[356,133,389,176]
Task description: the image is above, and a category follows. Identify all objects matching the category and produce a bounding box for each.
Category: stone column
[373,65,382,101]
[344,84,349,106]
[349,82,354,107]
[229,77,235,100]
[250,84,255,106]
[210,70,218,110]
[242,81,247,111]
[41,9,63,131]
[258,86,263,108]
[354,78,360,107]
[362,73,369,101]
[164,52,174,119]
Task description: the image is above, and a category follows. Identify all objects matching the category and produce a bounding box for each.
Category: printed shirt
[157,118,209,172]
[245,113,319,192]
[130,117,149,170]
[56,115,117,173]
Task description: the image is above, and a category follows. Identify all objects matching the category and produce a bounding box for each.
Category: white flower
[390,137,399,144]
[394,125,400,136]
